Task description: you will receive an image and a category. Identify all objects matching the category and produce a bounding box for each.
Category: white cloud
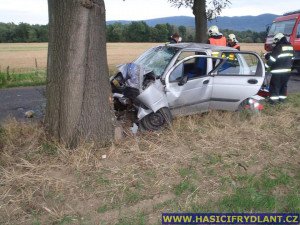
[105,0,193,21]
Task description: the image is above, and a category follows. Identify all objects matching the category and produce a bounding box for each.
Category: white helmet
[208,25,220,36]
[273,33,284,44]
[228,33,238,43]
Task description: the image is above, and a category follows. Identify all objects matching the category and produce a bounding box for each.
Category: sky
[0,0,298,25]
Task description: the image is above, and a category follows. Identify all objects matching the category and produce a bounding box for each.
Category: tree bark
[193,0,207,43]
[46,0,115,146]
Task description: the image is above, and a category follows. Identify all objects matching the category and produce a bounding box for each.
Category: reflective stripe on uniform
[279,96,287,99]
[271,69,292,73]
[270,96,279,100]
[282,46,294,51]
[265,64,269,68]
[270,56,276,62]
[278,53,294,58]
[212,51,219,57]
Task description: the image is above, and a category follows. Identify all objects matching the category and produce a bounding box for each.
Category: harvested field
[0,42,264,75]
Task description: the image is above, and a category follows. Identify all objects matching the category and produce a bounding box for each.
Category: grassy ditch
[0,70,46,88]
[0,94,299,224]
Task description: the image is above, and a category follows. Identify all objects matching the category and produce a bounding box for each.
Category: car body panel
[136,81,168,113]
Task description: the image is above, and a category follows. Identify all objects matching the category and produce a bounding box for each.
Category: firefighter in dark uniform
[166,33,180,44]
[207,25,226,46]
[227,33,240,50]
[265,33,294,104]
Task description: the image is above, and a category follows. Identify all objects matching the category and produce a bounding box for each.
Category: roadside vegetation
[1,94,299,224]
[0,71,46,88]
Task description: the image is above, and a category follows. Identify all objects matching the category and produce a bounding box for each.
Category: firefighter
[265,33,294,104]
[227,33,240,50]
[207,25,226,46]
[166,33,180,44]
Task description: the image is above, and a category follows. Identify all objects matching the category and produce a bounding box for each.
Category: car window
[267,19,297,36]
[177,51,197,62]
[169,63,183,82]
[217,53,260,76]
[169,57,208,82]
[297,22,300,38]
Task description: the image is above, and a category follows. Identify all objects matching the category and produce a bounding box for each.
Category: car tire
[141,107,172,131]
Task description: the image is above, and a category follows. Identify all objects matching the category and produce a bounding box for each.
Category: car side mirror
[178,75,188,86]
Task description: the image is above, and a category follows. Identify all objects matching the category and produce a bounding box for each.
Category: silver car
[111,43,265,130]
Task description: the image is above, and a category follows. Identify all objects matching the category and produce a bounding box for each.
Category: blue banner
[162,213,300,224]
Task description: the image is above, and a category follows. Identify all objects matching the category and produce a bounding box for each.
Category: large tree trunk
[46,0,115,146]
[193,0,207,43]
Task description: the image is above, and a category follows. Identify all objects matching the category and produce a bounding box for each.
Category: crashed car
[111,43,265,130]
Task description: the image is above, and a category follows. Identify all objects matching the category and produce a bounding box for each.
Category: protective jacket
[265,37,294,74]
[232,44,240,50]
[207,35,226,46]
[166,37,178,44]
[265,37,294,103]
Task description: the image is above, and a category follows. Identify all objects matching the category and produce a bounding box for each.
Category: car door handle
[248,79,258,84]
[203,80,209,84]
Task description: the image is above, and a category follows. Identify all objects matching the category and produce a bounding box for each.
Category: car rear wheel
[141,107,172,131]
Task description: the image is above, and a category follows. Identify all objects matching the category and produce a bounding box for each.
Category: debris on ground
[25,110,35,118]
[130,123,138,134]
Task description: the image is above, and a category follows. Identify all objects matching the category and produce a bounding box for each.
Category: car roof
[165,42,236,51]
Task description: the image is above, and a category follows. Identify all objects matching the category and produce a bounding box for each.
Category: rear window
[268,19,297,36]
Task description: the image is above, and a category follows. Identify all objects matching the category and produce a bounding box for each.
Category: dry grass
[0,42,264,75]
[1,97,299,224]
[0,43,48,74]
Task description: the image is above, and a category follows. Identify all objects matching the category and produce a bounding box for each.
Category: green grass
[174,179,196,196]
[0,71,46,88]
[0,46,47,52]
[189,167,300,213]
[117,212,147,225]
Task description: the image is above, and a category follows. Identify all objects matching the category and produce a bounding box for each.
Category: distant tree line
[0,22,266,43]
[0,22,48,43]
[107,22,267,43]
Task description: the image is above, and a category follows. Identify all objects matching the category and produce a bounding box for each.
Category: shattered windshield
[133,46,178,78]
[268,19,297,36]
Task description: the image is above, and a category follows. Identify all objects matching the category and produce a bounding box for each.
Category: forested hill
[107,14,279,32]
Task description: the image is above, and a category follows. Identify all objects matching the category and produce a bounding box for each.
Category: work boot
[279,97,287,103]
[268,99,279,105]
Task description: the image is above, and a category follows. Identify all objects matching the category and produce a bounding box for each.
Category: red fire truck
[264,10,300,73]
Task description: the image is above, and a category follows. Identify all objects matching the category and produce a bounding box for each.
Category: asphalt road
[0,86,46,124]
[0,72,300,124]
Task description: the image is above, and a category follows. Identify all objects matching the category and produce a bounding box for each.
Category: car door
[210,51,265,110]
[165,55,225,116]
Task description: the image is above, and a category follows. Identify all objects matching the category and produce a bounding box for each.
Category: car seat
[186,58,207,79]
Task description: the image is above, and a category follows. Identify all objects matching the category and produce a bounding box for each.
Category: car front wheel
[140,107,172,131]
